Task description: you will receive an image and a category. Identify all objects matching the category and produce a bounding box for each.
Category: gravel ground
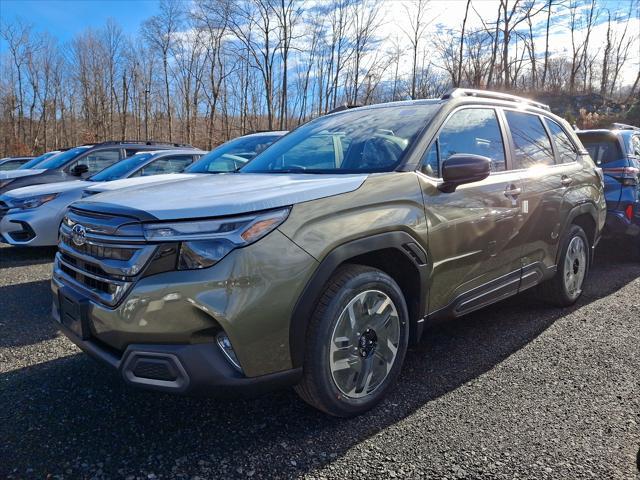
[1,243,639,479]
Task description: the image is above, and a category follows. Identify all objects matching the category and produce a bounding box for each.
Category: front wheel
[539,224,590,307]
[294,265,409,417]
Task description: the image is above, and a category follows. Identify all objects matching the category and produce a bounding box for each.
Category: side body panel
[417,170,524,314]
[279,172,428,261]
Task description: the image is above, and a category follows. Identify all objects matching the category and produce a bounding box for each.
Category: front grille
[60,261,114,295]
[59,231,135,260]
[53,208,157,307]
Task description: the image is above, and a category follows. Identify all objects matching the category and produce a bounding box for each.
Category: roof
[243,131,289,137]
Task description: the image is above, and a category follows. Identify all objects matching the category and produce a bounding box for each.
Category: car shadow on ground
[2,246,639,477]
[0,245,57,268]
[0,280,58,348]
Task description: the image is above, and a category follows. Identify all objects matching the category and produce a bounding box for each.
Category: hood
[84,173,200,193]
[4,180,91,199]
[77,173,368,220]
[0,168,46,180]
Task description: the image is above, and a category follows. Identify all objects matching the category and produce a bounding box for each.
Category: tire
[294,264,410,417]
[539,224,590,307]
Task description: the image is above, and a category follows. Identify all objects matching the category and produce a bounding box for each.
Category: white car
[0,149,204,246]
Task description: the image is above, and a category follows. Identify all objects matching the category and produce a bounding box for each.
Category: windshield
[241,104,439,174]
[19,151,59,169]
[89,153,154,181]
[36,146,91,170]
[186,134,283,173]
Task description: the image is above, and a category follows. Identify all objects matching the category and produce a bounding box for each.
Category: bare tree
[402,0,431,98]
[142,0,183,141]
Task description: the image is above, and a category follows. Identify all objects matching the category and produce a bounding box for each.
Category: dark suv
[577,125,640,256]
[0,141,193,195]
[52,89,606,416]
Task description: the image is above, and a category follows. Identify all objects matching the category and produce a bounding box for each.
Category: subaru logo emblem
[71,224,87,246]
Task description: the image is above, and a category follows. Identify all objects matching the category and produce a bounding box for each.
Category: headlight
[6,193,58,210]
[142,207,290,270]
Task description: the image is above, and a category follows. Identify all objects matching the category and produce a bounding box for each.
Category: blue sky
[1,0,637,83]
[1,0,160,43]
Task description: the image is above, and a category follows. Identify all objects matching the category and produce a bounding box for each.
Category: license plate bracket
[58,288,91,340]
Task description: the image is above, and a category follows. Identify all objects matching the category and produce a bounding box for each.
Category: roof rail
[93,140,194,148]
[327,104,362,114]
[610,122,640,131]
[442,88,550,111]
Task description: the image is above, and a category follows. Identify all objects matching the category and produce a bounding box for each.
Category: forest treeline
[1,0,639,155]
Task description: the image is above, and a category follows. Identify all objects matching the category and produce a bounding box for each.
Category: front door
[417,107,524,317]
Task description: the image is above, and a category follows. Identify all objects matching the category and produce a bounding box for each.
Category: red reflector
[625,204,634,220]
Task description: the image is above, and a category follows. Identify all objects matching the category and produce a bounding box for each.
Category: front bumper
[52,228,318,389]
[0,204,62,246]
[53,299,302,395]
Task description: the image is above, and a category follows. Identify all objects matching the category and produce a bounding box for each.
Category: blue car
[577,124,640,256]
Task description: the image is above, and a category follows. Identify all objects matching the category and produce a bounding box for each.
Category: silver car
[0,149,204,246]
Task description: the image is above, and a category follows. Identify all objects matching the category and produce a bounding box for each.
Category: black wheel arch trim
[289,231,430,369]
[558,201,601,263]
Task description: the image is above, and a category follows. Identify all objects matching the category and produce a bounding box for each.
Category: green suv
[52,89,606,416]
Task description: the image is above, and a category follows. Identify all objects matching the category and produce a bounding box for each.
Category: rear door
[417,106,524,316]
[503,110,582,287]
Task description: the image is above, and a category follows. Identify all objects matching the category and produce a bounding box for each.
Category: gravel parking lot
[1,243,639,479]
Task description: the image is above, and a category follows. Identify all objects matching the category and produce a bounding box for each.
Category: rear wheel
[294,265,409,417]
[539,224,589,307]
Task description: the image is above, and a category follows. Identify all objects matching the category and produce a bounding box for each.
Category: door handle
[561,175,573,187]
[504,185,522,198]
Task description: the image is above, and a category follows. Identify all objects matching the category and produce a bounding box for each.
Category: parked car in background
[186,131,288,173]
[0,141,193,195]
[0,149,205,247]
[80,131,288,196]
[577,124,640,257]
[18,150,64,170]
[51,89,605,417]
[0,156,34,170]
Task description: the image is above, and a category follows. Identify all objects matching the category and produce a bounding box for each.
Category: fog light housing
[216,332,242,372]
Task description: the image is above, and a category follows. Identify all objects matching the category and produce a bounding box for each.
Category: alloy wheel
[329,290,401,399]
[564,236,587,299]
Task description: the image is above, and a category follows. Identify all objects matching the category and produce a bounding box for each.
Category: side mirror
[438,154,491,193]
[71,164,89,176]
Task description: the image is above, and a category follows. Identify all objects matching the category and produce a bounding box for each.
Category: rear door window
[435,108,506,173]
[504,111,555,168]
[545,119,578,164]
[126,148,147,157]
[75,149,121,174]
[133,155,194,176]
